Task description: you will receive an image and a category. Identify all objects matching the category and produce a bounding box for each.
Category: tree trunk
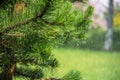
[0,62,16,80]
[104,0,114,51]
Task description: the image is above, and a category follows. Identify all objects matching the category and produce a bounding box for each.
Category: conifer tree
[0,0,93,80]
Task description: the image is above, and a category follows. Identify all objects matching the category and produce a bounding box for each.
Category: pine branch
[0,0,54,36]
[15,67,43,79]
[77,6,93,28]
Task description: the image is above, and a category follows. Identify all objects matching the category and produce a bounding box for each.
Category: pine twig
[0,0,52,36]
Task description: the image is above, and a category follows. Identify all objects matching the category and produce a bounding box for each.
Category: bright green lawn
[52,48,120,80]
[14,48,120,80]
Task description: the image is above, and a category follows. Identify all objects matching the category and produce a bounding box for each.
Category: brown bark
[0,62,16,80]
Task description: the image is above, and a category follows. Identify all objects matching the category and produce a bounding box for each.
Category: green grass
[52,48,120,80]
[14,48,120,80]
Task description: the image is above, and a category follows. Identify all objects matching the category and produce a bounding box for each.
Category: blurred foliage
[61,28,120,52]
[114,13,120,27]
[79,29,120,51]
[79,29,105,50]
